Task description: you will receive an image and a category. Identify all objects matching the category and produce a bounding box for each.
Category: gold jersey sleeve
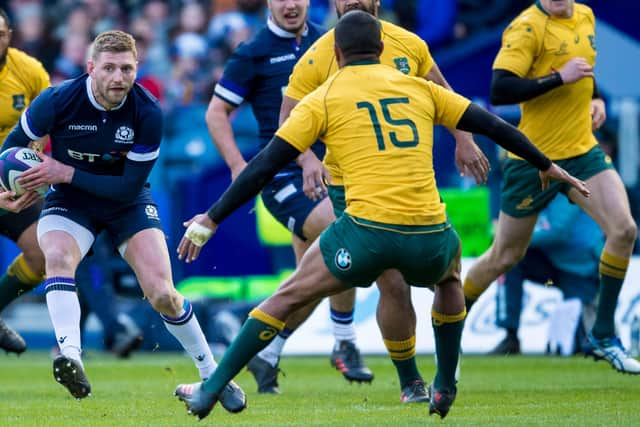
[278,63,470,226]
[285,20,435,185]
[493,4,598,160]
[0,48,50,147]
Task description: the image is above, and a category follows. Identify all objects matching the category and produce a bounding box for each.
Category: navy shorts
[261,171,326,241]
[0,198,43,242]
[38,187,162,257]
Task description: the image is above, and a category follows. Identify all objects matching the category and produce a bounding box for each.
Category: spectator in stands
[12,2,58,70]
[51,31,89,83]
[490,195,602,355]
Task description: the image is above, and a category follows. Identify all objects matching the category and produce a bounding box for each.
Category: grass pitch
[0,352,638,426]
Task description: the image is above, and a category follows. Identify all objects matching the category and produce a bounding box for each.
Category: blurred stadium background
[0,0,639,357]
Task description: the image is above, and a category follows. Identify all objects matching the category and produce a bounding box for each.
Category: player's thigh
[121,228,173,295]
[568,169,635,237]
[491,211,538,261]
[38,212,95,272]
[301,197,335,242]
[38,228,86,273]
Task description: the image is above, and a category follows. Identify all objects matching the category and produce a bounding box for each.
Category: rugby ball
[0,147,48,196]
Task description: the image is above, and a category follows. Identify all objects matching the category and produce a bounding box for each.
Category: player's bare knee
[377,280,411,304]
[43,246,76,272]
[492,245,527,273]
[611,220,637,247]
[148,289,181,315]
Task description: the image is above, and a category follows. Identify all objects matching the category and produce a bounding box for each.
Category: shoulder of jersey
[508,5,546,33]
[227,26,271,58]
[8,48,46,73]
[574,3,595,21]
[49,74,85,97]
[379,19,422,43]
[132,83,161,111]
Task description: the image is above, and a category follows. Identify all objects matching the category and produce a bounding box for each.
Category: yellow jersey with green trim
[285,19,434,185]
[0,48,50,147]
[493,2,597,160]
[276,62,470,226]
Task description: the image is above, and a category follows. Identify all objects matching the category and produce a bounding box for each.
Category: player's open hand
[539,163,590,198]
[0,189,40,213]
[297,150,331,201]
[18,150,74,189]
[454,131,490,184]
[178,213,218,263]
[591,98,606,131]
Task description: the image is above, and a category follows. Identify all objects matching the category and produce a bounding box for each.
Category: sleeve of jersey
[70,107,162,202]
[274,94,325,152]
[492,19,539,77]
[284,48,321,101]
[430,83,472,129]
[415,38,435,77]
[2,88,56,150]
[213,48,253,107]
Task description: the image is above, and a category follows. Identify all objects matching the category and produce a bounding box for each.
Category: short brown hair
[89,30,137,61]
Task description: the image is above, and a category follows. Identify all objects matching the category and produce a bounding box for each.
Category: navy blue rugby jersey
[214,19,325,150]
[5,74,162,202]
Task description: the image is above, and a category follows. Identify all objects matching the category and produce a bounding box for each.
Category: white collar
[86,75,128,111]
[267,17,308,39]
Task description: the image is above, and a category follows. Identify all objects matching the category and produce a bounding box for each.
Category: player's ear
[87,59,95,75]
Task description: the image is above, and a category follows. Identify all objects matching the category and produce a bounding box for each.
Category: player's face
[540,0,574,18]
[335,0,378,18]
[269,0,309,34]
[0,17,11,65]
[88,51,137,109]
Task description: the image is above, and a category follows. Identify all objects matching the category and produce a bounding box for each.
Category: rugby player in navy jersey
[3,30,246,409]
[205,0,374,392]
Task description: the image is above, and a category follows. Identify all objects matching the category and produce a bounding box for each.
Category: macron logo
[68,124,98,132]
[270,53,296,64]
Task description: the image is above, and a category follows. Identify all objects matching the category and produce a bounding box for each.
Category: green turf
[0,352,638,426]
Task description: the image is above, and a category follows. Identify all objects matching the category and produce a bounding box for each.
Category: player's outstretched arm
[456,103,590,198]
[179,136,301,262]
